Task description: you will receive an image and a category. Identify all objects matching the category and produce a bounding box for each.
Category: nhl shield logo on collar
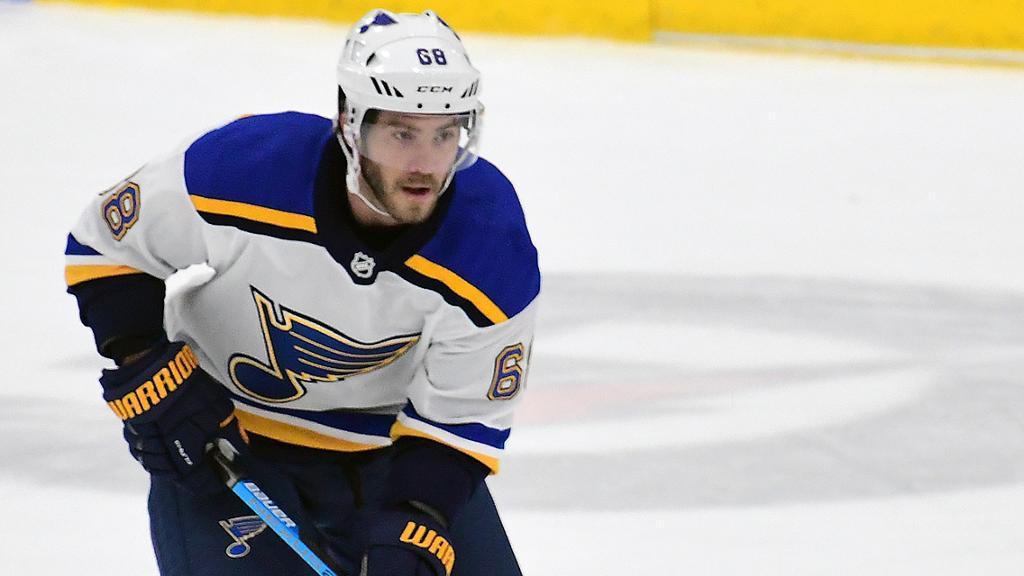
[350,251,376,279]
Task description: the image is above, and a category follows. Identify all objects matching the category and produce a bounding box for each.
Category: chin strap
[337,128,393,218]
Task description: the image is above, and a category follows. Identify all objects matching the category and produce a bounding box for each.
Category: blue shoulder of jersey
[183,112,332,239]
[411,158,540,325]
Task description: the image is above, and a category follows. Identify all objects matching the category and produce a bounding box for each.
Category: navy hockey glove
[100,340,247,495]
[359,506,456,576]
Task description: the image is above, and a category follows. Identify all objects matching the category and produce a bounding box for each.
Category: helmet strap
[337,121,393,218]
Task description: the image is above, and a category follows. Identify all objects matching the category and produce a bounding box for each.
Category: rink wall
[36,0,651,39]
[653,0,1024,52]
[39,0,1024,51]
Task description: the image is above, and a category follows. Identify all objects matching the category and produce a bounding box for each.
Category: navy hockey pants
[147,436,522,575]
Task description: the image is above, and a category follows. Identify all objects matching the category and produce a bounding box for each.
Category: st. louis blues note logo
[229,286,420,403]
[219,515,267,558]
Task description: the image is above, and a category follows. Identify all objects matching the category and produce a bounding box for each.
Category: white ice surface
[506,485,1024,575]
[3,2,1024,574]
[509,367,933,453]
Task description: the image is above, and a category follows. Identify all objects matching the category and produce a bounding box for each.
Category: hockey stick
[206,438,345,576]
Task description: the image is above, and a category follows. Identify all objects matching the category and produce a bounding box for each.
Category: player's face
[358,111,462,225]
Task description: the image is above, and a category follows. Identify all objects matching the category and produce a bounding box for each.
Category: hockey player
[64,9,537,576]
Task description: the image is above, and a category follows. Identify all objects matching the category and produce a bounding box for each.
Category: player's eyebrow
[383,118,461,132]
[383,119,420,131]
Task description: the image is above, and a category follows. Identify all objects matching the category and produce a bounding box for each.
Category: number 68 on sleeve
[488,343,530,401]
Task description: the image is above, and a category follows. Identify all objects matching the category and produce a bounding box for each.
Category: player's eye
[434,129,457,143]
[392,129,415,142]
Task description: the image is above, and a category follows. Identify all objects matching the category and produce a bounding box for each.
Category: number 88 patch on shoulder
[102,182,141,240]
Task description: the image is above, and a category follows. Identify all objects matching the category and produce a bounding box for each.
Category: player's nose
[404,149,448,174]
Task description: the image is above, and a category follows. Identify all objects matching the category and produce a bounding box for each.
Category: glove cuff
[382,437,489,525]
[100,340,203,423]
[365,510,455,576]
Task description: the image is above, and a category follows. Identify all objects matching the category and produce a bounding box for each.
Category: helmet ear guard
[335,9,484,217]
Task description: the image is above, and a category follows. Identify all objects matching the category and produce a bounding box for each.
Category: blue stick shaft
[207,439,343,576]
[229,479,339,576]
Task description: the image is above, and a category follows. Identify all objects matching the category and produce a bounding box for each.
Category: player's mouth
[400,185,433,197]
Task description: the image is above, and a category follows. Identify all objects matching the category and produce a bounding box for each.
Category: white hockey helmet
[336,9,483,215]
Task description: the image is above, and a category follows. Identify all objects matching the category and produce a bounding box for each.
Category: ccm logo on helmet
[417,85,453,93]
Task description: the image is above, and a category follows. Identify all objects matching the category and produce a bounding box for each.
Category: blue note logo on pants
[219,515,267,558]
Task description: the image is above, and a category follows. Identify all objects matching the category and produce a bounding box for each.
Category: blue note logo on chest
[228,287,420,403]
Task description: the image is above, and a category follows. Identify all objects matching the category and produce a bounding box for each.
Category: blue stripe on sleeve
[402,402,511,449]
[65,233,101,256]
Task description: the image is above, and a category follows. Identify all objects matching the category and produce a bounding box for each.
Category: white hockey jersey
[64,112,540,473]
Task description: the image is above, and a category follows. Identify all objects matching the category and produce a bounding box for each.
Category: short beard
[360,157,391,214]
[359,158,439,225]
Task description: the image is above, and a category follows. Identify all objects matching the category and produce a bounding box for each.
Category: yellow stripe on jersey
[404,255,509,325]
[234,409,383,452]
[189,195,318,233]
[65,264,144,287]
[391,420,501,474]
